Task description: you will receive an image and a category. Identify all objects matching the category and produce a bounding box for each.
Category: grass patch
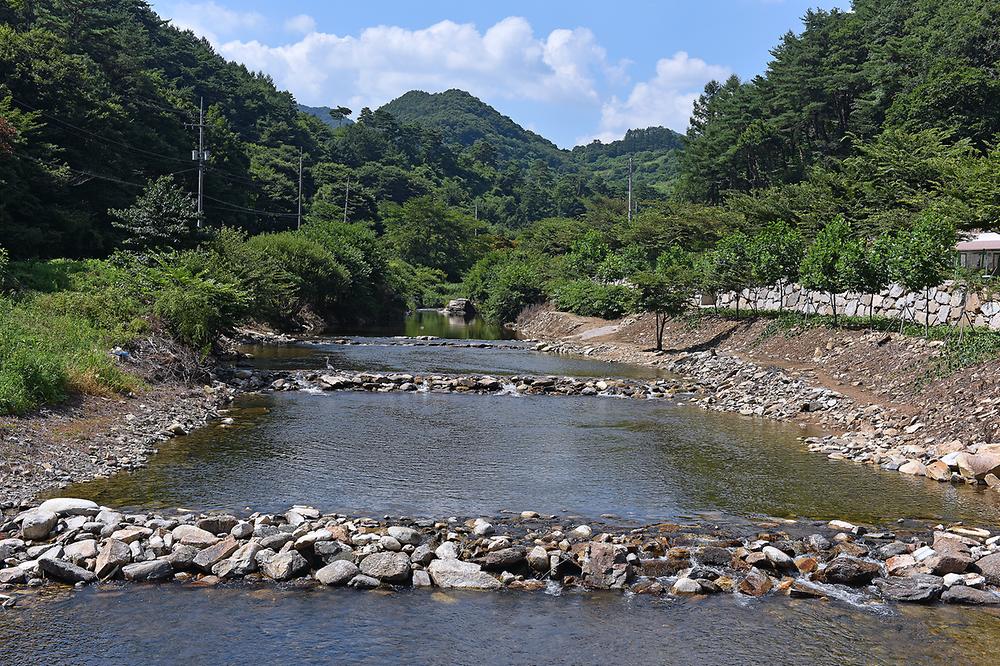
[0,294,138,414]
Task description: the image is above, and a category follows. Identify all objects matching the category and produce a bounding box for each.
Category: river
[5,311,1000,664]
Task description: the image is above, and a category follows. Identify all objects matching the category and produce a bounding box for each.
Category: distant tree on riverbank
[709,231,753,316]
[890,211,957,335]
[749,221,803,311]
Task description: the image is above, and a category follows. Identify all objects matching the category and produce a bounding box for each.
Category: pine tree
[109,175,200,252]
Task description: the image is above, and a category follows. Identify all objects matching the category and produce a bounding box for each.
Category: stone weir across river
[3,498,1000,612]
[258,367,696,400]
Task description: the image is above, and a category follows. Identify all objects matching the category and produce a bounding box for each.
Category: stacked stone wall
[709,282,1000,330]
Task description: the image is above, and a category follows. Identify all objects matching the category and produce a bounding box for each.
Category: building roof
[957,232,1000,252]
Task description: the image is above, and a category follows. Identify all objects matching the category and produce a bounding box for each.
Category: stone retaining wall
[708,282,1000,330]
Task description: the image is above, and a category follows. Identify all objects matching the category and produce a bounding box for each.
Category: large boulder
[479,547,526,572]
[581,542,630,589]
[260,550,309,581]
[428,559,501,590]
[192,536,240,572]
[527,546,549,572]
[738,568,773,596]
[63,539,98,564]
[955,452,1000,482]
[171,525,219,548]
[941,585,1000,605]
[315,560,360,586]
[387,526,422,546]
[359,552,411,583]
[313,541,355,564]
[122,559,173,582]
[444,299,475,317]
[974,552,1000,586]
[95,539,131,579]
[213,541,261,579]
[196,515,239,535]
[20,510,58,540]
[38,557,97,584]
[37,498,100,517]
[818,556,880,586]
[874,575,943,603]
[929,534,973,575]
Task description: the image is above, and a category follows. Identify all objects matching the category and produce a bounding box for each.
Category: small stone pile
[263,369,691,401]
[3,499,1000,610]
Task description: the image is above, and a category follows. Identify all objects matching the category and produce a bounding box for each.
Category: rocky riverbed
[253,367,691,400]
[0,383,239,509]
[2,498,1000,611]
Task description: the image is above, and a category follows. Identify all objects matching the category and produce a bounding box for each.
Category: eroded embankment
[2,498,1000,610]
[516,309,1000,492]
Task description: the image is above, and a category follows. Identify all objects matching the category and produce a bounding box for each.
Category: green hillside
[378,89,568,168]
[573,127,684,195]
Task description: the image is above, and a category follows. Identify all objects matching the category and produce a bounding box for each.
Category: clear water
[237,338,664,379]
[3,586,1000,666]
[335,309,514,340]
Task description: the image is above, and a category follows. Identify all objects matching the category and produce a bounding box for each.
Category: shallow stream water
[7,311,1000,664]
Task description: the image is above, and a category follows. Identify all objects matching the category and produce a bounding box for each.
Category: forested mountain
[573,127,684,195]
[0,0,683,259]
[296,104,353,129]
[679,0,1000,231]
[378,89,568,168]
[380,90,683,194]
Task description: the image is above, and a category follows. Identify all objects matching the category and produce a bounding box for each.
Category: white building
[957,231,1000,275]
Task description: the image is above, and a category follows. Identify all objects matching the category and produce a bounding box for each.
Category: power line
[203,194,298,218]
[10,149,192,189]
[9,96,191,165]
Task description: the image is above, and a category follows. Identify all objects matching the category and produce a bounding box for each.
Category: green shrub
[194,229,296,322]
[146,262,250,348]
[551,279,637,319]
[482,262,547,323]
[245,232,349,309]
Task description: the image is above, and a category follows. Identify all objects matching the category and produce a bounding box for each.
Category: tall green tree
[889,210,957,335]
[109,175,201,252]
[799,217,855,324]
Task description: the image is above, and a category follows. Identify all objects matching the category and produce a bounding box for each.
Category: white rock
[37,498,100,517]
[20,510,58,540]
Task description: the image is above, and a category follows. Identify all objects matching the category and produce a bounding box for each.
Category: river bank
[517,308,1000,494]
[2,497,999,610]
[0,330,285,508]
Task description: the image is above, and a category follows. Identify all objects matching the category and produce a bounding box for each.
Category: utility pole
[297,147,303,230]
[343,176,350,223]
[187,97,208,227]
[627,155,633,224]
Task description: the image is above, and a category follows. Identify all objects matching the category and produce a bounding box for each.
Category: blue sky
[151,0,851,148]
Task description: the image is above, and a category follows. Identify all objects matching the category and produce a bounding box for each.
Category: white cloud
[217,17,612,113]
[164,1,262,44]
[587,52,731,143]
[157,5,729,146]
[284,14,316,35]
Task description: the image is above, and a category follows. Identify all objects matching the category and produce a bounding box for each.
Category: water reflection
[336,309,513,340]
[60,391,1000,525]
